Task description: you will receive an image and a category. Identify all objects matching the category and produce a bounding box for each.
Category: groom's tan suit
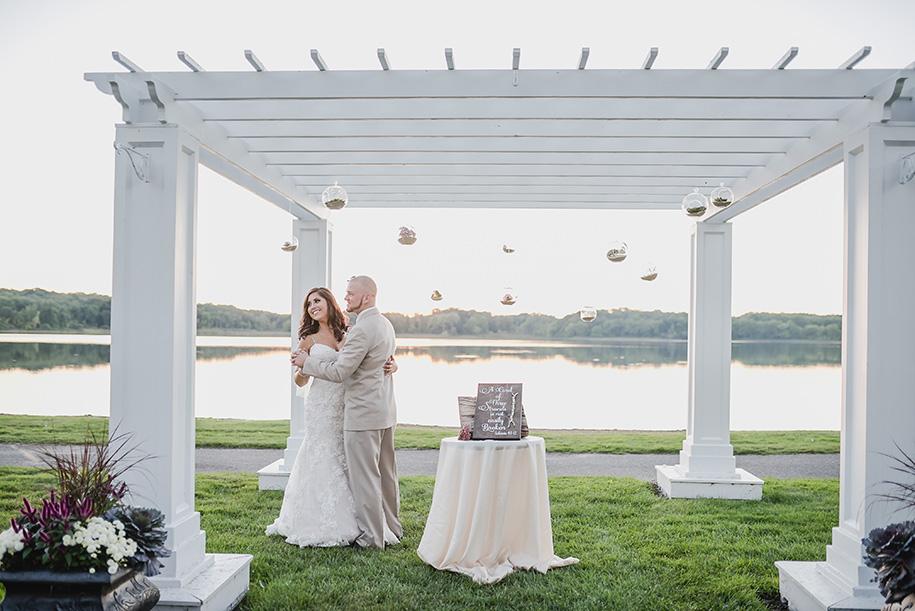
[299,306,401,548]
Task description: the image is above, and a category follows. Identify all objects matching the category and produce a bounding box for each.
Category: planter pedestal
[0,567,159,611]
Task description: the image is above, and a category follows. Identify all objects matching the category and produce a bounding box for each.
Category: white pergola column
[778,124,915,611]
[656,222,763,499]
[110,123,250,608]
[258,218,333,490]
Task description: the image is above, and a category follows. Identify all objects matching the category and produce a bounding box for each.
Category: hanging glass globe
[580,306,597,322]
[322,181,348,210]
[430,290,443,301]
[503,244,515,254]
[397,225,417,245]
[606,241,628,262]
[500,288,517,306]
[710,182,734,207]
[682,188,708,217]
[280,236,299,252]
[641,264,658,281]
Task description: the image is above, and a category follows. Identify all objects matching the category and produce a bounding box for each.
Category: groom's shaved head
[350,275,377,296]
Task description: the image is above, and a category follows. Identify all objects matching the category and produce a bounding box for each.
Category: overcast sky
[1,0,912,317]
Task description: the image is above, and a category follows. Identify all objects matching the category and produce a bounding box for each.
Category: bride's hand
[383,356,398,376]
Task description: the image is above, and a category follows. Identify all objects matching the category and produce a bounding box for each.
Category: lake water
[0,334,841,431]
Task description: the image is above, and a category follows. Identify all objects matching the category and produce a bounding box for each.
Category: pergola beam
[642,47,658,70]
[304,184,700,195]
[773,47,798,70]
[276,164,749,178]
[240,136,799,154]
[310,49,327,71]
[219,118,824,139]
[377,48,391,70]
[706,47,729,70]
[260,150,774,166]
[708,70,914,222]
[183,97,859,121]
[839,46,871,69]
[177,51,204,72]
[291,175,719,188]
[124,69,901,100]
[86,73,326,220]
[245,49,266,72]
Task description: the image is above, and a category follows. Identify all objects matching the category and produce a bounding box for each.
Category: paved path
[0,444,838,481]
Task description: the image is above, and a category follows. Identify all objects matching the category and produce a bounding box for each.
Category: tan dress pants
[344,426,402,549]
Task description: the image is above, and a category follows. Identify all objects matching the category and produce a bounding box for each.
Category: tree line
[387,308,841,341]
[0,288,840,341]
[0,288,286,334]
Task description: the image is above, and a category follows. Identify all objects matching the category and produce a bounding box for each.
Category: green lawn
[0,415,840,455]
[0,467,838,610]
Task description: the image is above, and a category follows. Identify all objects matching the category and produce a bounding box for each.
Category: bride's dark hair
[298,287,349,342]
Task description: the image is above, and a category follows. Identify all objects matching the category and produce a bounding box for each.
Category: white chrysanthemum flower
[0,526,27,562]
[89,567,96,574]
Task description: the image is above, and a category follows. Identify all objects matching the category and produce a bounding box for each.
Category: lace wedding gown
[265,343,397,547]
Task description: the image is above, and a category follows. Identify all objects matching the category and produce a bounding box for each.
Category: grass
[0,414,840,455]
[0,467,838,610]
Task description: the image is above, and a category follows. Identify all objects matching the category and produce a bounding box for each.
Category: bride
[265,286,398,547]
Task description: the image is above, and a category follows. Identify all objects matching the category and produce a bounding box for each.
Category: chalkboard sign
[471,383,523,440]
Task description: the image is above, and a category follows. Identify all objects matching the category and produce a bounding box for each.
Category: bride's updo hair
[298,287,349,342]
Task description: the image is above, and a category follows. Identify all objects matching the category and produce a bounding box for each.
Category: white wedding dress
[265,342,397,547]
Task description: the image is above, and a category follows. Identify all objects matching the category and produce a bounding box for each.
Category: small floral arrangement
[0,428,170,577]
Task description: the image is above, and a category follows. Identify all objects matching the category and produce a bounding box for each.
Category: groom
[293,275,402,549]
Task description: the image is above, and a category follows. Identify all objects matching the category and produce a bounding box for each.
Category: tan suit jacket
[300,307,397,431]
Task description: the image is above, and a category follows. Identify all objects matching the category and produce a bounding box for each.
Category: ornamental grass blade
[879,442,915,514]
[36,423,151,514]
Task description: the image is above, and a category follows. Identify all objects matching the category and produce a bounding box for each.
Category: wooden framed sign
[471,383,523,440]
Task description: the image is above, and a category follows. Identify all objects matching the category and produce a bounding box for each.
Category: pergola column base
[776,561,883,611]
[655,464,763,499]
[257,458,291,491]
[155,553,252,611]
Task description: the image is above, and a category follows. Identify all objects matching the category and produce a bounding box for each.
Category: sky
[1,0,913,318]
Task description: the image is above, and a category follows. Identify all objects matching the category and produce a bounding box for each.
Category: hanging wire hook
[113,142,150,183]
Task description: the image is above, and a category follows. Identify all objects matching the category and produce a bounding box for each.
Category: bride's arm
[383,355,397,376]
[292,338,311,386]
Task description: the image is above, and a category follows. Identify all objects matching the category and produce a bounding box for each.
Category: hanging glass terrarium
[280,236,299,252]
[606,241,628,262]
[580,306,597,322]
[500,288,517,306]
[710,182,734,207]
[640,264,658,281]
[322,181,348,210]
[502,244,515,254]
[682,188,708,217]
[430,290,443,302]
[397,225,417,245]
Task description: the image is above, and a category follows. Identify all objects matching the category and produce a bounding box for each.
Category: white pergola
[86,47,915,611]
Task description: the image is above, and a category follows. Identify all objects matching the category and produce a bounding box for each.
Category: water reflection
[731,342,840,367]
[0,342,283,372]
[398,341,839,368]
[0,340,840,372]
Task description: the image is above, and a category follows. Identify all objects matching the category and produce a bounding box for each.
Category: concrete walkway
[0,444,839,481]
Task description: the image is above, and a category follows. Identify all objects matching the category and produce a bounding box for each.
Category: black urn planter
[0,567,159,611]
